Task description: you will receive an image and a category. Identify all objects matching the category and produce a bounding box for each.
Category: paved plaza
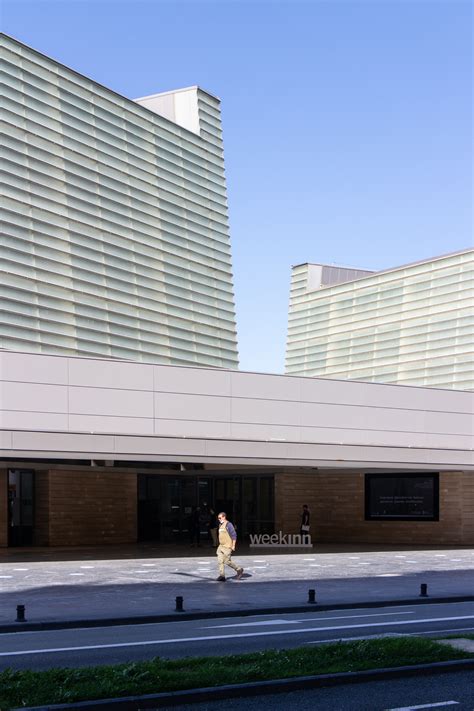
[0,544,473,627]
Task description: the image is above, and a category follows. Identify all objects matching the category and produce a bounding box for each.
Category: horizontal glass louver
[0,35,239,368]
[285,251,474,389]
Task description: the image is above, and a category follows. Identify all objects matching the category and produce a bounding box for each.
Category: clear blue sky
[3,0,472,373]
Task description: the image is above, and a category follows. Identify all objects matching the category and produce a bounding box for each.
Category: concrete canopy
[1,351,472,471]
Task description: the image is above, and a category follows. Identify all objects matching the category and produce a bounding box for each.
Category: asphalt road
[1,547,473,624]
[163,671,474,710]
[1,601,473,671]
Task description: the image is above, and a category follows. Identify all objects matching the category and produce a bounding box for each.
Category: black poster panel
[365,473,439,521]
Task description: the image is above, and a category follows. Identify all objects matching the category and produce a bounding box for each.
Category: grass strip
[1,637,472,710]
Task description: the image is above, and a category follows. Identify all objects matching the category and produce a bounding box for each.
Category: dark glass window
[365,473,439,521]
[8,469,35,546]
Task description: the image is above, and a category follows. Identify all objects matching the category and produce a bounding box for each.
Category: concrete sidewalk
[1,545,473,628]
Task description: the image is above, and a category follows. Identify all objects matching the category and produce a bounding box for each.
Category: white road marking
[385,701,459,710]
[79,566,94,569]
[203,611,415,629]
[141,564,156,567]
[0,576,12,579]
[13,568,29,571]
[2,614,473,658]
[204,619,298,627]
[69,573,85,576]
[377,573,401,577]
[405,625,474,636]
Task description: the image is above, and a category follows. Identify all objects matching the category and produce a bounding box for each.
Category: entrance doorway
[8,469,35,546]
[138,473,274,543]
[213,476,274,538]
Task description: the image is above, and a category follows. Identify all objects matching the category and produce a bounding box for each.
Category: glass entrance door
[214,475,274,538]
[138,474,206,543]
[161,476,196,543]
[8,470,34,546]
[214,477,240,524]
[138,473,274,544]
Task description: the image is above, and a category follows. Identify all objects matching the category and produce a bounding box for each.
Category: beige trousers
[217,544,241,576]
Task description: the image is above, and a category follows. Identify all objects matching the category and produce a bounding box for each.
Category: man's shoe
[216,575,226,581]
[236,568,244,580]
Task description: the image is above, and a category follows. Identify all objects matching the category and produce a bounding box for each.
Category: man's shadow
[173,572,252,581]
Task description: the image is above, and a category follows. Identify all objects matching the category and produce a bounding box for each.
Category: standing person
[199,503,210,542]
[189,506,201,547]
[208,506,218,547]
[216,512,244,581]
[300,504,310,539]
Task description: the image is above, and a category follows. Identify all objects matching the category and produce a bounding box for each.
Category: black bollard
[16,604,26,622]
[420,583,428,597]
[175,596,184,612]
[308,589,316,604]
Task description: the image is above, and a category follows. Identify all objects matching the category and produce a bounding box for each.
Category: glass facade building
[286,249,474,389]
[1,34,239,368]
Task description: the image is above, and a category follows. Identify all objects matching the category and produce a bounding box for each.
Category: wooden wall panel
[274,472,320,535]
[47,470,137,546]
[34,470,50,546]
[275,470,474,545]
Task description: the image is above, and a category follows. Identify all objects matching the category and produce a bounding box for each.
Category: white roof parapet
[293,247,474,291]
[134,86,220,136]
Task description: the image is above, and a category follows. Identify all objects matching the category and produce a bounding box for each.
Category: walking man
[216,512,244,581]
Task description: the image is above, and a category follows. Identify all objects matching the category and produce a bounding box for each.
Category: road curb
[16,658,474,710]
[2,594,474,633]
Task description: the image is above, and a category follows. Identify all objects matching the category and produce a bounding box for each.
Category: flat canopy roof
[1,350,472,471]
